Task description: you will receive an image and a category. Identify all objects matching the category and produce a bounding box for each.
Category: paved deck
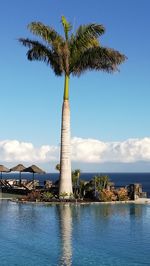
[134,198,150,204]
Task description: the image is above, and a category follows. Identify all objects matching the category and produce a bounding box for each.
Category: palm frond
[69,24,104,70]
[70,24,105,51]
[28,22,64,49]
[61,16,72,40]
[71,46,127,76]
[69,37,100,73]
[19,38,63,76]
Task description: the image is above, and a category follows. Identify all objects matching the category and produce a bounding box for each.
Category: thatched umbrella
[10,164,26,185]
[0,165,10,179]
[23,164,46,183]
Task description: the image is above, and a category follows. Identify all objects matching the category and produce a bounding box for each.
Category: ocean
[2,172,150,197]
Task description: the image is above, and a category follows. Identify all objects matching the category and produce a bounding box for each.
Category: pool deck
[134,198,150,204]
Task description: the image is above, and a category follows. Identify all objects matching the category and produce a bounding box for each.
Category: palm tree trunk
[59,75,73,197]
[59,205,72,265]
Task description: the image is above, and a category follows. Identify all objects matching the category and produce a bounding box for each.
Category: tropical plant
[72,169,81,197]
[78,179,87,199]
[42,191,54,201]
[99,189,117,202]
[115,188,128,201]
[84,175,110,199]
[72,169,81,184]
[93,175,110,191]
[73,169,81,178]
[59,192,69,200]
[19,16,126,198]
[55,164,60,172]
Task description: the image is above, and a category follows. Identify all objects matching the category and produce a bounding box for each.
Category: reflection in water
[58,205,73,266]
[129,204,143,217]
[57,203,144,265]
[90,203,144,220]
[0,201,148,266]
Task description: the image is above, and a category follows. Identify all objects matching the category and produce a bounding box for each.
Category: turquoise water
[0,201,150,266]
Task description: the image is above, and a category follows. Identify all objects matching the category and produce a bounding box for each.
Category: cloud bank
[0,140,59,163]
[0,137,150,164]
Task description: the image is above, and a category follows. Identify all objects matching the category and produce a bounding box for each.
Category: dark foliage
[19,16,126,77]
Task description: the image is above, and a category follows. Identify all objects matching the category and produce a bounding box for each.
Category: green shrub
[42,192,54,201]
[59,192,69,199]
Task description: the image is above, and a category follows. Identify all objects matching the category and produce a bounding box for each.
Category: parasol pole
[19,171,21,186]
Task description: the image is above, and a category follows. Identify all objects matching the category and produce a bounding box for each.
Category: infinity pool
[0,201,150,266]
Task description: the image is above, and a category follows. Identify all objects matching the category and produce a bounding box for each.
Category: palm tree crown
[19,16,126,79]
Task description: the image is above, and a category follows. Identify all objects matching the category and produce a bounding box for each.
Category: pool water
[0,201,150,266]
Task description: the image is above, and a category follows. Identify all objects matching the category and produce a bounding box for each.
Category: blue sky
[0,0,150,172]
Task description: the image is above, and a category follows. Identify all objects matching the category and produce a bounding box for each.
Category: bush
[42,192,54,201]
[99,189,117,202]
[24,191,42,202]
[59,192,69,199]
[115,188,128,201]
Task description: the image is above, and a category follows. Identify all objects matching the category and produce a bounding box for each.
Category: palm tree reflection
[58,204,72,266]
[57,203,145,265]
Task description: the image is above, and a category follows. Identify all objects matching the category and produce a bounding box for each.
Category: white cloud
[0,140,59,163]
[71,137,107,162]
[0,137,150,164]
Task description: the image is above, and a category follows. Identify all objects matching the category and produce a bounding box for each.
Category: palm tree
[55,163,60,172]
[93,175,110,193]
[19,16,126,198]
[72,169,81,197]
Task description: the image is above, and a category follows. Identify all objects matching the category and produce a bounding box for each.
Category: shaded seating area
[10,164,26,186]
[0,164,46,194]
[0,179,13,188]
